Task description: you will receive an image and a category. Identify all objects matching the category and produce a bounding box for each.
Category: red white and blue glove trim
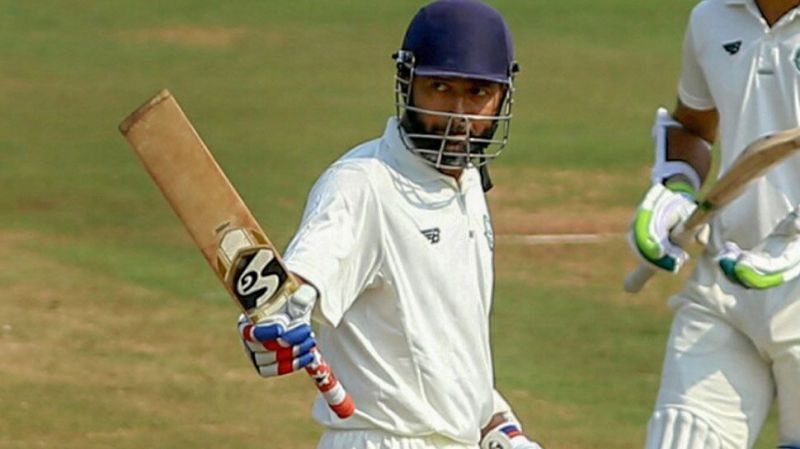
[481,422,544,449]
[238,284,318,377]
[239,317,316,376]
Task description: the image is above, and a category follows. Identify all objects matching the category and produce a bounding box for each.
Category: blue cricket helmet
[393,0,519,186]
[400,0,516,84]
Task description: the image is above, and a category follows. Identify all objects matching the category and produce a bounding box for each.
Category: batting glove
[238,284,318,377]
[480,422,544,449]
[629,181,703,273]
[716,208,800,289]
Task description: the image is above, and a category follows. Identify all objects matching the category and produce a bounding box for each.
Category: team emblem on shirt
[483,215,494,251]
[722,40,741,55]
[421,227,441,244]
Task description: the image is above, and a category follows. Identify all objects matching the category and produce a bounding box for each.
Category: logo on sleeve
[421,228,441,244]
[723,40,741,55]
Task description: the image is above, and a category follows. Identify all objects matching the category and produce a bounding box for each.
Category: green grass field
[0,1,780,448]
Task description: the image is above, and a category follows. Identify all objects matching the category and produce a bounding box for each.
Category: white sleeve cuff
[678,83,715,111]
[285,260,340,328]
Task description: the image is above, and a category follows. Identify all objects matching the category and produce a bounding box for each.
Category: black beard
[400,110,496,167]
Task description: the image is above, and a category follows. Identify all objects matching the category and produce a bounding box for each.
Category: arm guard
[650,107,709,191]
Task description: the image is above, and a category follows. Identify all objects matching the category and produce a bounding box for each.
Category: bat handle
[623,264,657,293]
[623,220,697,293]
[305,348,355,419]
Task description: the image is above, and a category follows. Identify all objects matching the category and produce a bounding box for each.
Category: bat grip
[623,220,698,293]
[305,348,355,419]
[623,265,657,293]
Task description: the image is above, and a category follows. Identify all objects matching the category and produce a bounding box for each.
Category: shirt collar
[381,117,481,192]
[726,0,800,24]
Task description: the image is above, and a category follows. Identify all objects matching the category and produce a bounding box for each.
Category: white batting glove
[716,208,800,289]
[480,422,544,449]
[629,181,703,273]
[238,284,318,377]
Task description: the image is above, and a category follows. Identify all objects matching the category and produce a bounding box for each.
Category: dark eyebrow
[425,77,454,83]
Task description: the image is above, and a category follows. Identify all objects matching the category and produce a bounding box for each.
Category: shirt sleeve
[677,13,715,111]
[284,163,382,328]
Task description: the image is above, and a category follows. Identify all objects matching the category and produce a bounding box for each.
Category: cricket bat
[624,127,800,293]
[119,89,355,418]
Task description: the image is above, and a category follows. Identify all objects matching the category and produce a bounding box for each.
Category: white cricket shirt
[679,0,800,249]
[284,118,497,443]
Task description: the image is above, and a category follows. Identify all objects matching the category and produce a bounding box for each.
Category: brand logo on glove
[231,248,288,311]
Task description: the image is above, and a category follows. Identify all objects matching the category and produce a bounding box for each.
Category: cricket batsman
[628,0,800,447]
[237,1,544,448]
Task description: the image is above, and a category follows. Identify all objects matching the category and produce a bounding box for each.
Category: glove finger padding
[240,319,318,376]
[244,319,313,347]
[253,346,316,377]
[253,337,316,364]
[630,183,697,272]
[717,210,800,289]
[237,284,319,377]
[239,314,289,345]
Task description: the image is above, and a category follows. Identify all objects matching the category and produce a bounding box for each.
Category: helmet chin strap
[479,163,493,192]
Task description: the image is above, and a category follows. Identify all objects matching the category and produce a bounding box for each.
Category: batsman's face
[410,76,504,144]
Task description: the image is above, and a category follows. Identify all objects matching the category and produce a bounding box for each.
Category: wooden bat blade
[624,127,800,293]
[118,89,355,418]
[119,89,262,274]
[698,127,800,215]
[120,89,294,319]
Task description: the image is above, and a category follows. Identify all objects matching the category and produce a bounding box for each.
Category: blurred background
[0,1,779,448]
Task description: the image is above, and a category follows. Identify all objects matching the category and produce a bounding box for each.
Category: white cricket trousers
[645,255,800,449]
[317,430,477,449]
